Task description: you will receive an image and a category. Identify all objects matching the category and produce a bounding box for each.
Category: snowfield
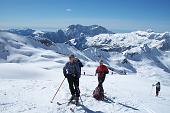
[0,30,170,113]
[0,64,170,113]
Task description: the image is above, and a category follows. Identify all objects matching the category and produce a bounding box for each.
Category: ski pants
[67,76,80,97]
[98,75,106,93]
[156,88,160,96]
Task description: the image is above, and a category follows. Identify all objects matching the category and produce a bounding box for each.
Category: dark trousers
[98,76,106,93]
[67,76,80,97]
[156,88,160,96]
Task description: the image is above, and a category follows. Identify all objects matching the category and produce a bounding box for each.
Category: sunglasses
[69,57,74,59]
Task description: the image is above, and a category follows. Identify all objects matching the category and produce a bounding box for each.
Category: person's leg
[156,90,158,96]
[156,88,160,96]
[98,77,102,87]
[67,76,75,96]
[73,77,80,97]
[101,77,105,93]
[158,91,159,96]
[98,77,105,93]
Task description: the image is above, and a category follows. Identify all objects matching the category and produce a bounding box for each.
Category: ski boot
[69,95,75,103]
[74,97,79,106]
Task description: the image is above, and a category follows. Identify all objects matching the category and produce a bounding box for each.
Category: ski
[68,100,81,106]
[57,102,62,105]
[57,99,81,106]
[69,101,82,112]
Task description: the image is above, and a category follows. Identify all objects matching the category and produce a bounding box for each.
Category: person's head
[99,59,103,65]
[74,57,78,62]
[69,54,75,63]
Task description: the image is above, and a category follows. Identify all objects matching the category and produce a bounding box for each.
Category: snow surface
[0,31,170,113]
[1,63,170,113]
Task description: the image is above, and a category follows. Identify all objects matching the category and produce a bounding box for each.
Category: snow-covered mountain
[4,28,35,36]
[84,31,170,51]
[66,24,112,39]
[4,24,112,45]
[1,27,170,113]
[0,32,91,63]
[4,26,170,52]
[1,29,170,76]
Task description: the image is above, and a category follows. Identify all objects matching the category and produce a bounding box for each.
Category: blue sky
[0,0,170,32]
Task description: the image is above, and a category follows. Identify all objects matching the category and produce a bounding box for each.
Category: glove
[64,74,67,78]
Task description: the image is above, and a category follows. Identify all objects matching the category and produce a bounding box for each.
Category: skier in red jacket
[95,59,109,93]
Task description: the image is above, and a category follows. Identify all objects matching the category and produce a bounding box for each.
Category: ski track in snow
[141,104,156,113]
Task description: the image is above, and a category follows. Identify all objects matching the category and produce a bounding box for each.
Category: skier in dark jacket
[153,82,161,96]
[63,54,81,103]
[95,59,109,93]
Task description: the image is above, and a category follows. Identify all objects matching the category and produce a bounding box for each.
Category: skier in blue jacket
[63,54,82,103]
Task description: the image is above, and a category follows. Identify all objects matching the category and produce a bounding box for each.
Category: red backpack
[93,86,104,100]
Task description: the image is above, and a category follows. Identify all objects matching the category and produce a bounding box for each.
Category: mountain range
[1,24,170,77]
[1,24,170,113]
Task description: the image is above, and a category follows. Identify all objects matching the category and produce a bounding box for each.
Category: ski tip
[57,102,62,105]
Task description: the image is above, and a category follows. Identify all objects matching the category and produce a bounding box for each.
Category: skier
[94,59,109,99]
[152,82,161,96]
[63,54,81,104]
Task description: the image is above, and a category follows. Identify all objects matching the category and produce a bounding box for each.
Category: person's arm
[75,63,81,77]
[63,63,68,78]
[95,67,99,76]
[78,59,83,67]
[96,66,100,73]
[104,66,109,74]
[79,61,83,67]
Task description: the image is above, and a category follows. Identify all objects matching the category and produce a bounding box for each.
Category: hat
[69,54,75,58]
[99,59,103,63]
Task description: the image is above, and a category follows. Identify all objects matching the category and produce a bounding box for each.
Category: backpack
[93,86,104,100]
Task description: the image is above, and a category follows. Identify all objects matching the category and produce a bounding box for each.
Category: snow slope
[0,32,90,63]
[0,30,170,113]
[0,64,170,113]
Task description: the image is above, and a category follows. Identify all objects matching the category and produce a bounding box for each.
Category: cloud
[66,8,72,12]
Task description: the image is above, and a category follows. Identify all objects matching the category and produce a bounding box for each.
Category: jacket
[96,64,109,78]
[63,61,81,78]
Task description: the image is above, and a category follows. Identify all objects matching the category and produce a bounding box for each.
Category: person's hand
[64,74,67,78]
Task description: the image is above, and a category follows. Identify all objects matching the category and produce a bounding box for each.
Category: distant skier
[152,82,161,96]
[63,54,81,104]
[93,59,109,100]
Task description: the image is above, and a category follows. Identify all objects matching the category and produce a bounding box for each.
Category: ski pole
[80,95,83,105]
[50,77,66,103]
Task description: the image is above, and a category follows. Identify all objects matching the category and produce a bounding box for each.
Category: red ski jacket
[96,65,109,78]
